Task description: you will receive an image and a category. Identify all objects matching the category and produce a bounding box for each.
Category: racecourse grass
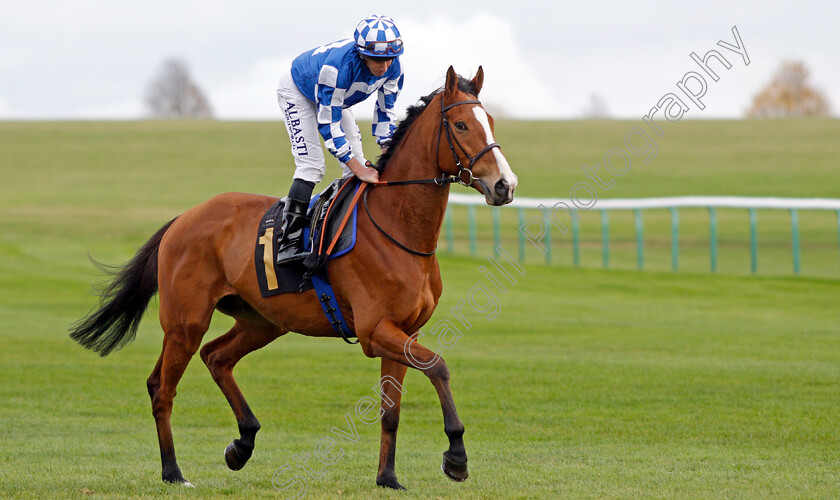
[1,119,839,498]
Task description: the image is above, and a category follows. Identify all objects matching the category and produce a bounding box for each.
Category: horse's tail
[70,218,177,356]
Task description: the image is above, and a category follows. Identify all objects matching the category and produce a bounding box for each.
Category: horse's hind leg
[146,321,209,484]
[200,317,286,470]
[147,293,214,485]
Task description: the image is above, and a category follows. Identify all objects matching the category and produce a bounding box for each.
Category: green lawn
[472,118,840,278]
[3,119,838,279]
[0,120,838,498]
[1,258,839,499]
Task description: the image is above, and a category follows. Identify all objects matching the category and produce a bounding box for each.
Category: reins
[362,187,437,257]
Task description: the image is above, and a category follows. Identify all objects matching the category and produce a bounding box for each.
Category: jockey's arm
[373,64,403,156]
[315,66,380,183]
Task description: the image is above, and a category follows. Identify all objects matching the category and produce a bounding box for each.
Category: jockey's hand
[357,166,380,183]
[347,157,380,183]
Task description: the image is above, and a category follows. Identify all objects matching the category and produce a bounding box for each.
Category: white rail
[448,194,840,211]
[444,194,840,276]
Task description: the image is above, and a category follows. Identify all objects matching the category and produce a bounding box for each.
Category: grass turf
[0,119,838,498]
[1,259,839,498]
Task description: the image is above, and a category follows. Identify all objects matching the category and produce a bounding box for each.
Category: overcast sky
[1,0,837,119]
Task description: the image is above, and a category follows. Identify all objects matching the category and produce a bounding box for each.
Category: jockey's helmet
[354,15,404,58]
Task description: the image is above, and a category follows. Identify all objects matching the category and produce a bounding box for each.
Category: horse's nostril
[495,179,510,197]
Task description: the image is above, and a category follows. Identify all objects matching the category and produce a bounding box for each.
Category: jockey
[275,14,404,264]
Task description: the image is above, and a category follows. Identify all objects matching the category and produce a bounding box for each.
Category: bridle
[436,96,501,187]
[364,93,502,256]
[371,94,502,188]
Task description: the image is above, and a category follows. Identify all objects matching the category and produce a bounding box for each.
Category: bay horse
[70,66,517,490]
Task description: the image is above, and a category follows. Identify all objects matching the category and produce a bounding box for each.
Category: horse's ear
[444,66,458,98]
[470,66,484,95]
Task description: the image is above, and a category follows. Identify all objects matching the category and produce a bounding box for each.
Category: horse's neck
[371,109,449,252]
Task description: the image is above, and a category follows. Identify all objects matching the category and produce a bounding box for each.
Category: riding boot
[275,197,311,264]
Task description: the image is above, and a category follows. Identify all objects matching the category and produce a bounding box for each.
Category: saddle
[254,177,361,298]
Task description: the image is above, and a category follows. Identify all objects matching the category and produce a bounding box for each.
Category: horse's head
[437,66,518,206]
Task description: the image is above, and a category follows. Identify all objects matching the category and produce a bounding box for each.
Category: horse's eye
[455,122,468,131]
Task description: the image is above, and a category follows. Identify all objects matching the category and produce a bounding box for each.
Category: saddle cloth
[254,177,360,298]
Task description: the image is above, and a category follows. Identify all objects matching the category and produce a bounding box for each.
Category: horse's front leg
[376,358,408,489]
[365,322,469,483]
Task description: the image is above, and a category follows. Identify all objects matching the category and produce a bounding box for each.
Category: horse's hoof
[376,475,407,490]
[441,452,468,482]
[224,441,251,471]
[163,475,192,487]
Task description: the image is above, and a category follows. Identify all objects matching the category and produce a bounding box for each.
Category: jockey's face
[363,56,394,77]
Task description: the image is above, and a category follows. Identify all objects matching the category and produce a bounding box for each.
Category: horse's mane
[376,76,478,170]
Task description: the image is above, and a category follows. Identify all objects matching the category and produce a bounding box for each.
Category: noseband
[436,97,502,186]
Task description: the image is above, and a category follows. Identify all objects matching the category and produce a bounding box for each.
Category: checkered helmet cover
[353,15,404,58]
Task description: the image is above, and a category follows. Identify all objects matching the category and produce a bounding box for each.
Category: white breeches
[276,71,365,184]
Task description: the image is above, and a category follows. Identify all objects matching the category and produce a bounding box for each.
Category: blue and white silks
[290,40,403,164]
